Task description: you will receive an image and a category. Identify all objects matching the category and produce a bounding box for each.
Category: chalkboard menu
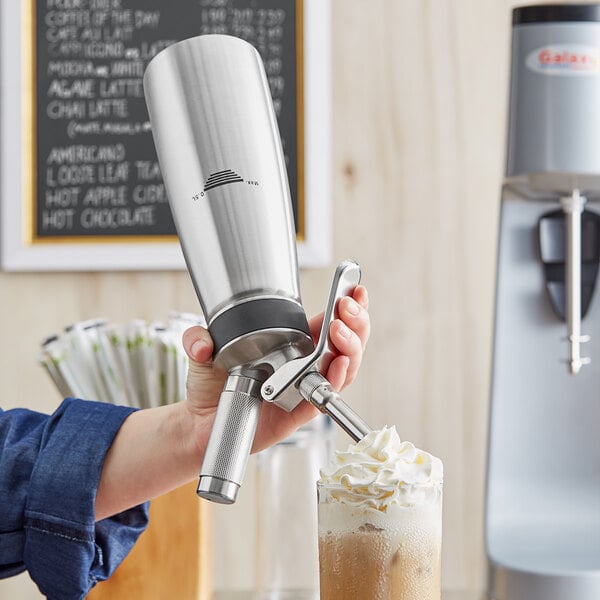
[32,0,303,242]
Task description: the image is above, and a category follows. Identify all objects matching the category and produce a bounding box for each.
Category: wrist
[175,400,215,477]
[95,402,213,520]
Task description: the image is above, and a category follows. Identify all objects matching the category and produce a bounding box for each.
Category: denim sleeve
[0,398,150,599]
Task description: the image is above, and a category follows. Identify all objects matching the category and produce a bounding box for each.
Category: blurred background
[0,0,526,596]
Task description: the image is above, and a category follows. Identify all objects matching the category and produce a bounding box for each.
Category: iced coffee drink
[317,426,443,600]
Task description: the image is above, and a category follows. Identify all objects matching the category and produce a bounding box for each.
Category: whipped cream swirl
[319,426,443,510]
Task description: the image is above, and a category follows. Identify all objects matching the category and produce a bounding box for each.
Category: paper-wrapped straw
[38,312,205,409]
[64,319,111,404]
[93,324,130,406]
[39,336,73,399]
[42,335,91,399]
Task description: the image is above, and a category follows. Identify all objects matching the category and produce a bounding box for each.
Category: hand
[182,285,370,453]
[95,286,370,520]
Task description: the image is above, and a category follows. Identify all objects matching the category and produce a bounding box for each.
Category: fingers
[183,327,225,413]
[182,326,214,364]
[352,284,369,311]
[325,355,351,391]
[328,286,370,390]
[338,286,370,350]
[306,285,370,391]
[308,285,370,345]
[326,319,363,390]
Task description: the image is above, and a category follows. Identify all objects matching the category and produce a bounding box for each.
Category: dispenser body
[486,5,600,599]
[144,35,312,372]
[144,35,313,504]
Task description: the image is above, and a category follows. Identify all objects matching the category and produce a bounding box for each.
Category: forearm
[95,402,211,521]
[1,400,151,596]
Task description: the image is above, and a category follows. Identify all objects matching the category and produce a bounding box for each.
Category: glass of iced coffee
[317,426,443,600]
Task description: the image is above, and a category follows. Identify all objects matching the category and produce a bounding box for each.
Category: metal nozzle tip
[196,476,239,505]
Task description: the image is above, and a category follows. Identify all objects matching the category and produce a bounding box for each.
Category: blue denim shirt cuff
[23,398,149,600]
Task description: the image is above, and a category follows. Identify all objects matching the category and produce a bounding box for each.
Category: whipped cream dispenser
[144,35,370,505]
[486,5,600,600]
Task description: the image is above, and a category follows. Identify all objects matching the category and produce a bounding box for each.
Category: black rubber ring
[209,298,311,354]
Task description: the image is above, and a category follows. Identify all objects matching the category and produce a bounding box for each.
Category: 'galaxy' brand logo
[526,44,600,76]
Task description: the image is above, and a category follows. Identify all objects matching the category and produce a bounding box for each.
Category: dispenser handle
[196,374,262,504]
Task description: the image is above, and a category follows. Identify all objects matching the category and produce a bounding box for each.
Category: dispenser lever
[261,259,360,405]
[261,260,371,440]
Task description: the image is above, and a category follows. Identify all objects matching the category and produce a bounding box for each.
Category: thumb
[182,326,214,364]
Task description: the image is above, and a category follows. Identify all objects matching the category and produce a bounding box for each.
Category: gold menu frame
[0,0,330,271]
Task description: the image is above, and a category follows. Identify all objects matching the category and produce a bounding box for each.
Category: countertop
[214,592,484,600]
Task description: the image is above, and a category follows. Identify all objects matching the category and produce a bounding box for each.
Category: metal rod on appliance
[560,189,590,375]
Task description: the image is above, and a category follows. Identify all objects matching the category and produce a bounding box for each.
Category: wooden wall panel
[0,0,530,596]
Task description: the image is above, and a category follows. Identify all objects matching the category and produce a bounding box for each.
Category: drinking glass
[317,480,442,599]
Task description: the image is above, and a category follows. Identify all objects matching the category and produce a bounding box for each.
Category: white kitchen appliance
[486,5,600,599]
